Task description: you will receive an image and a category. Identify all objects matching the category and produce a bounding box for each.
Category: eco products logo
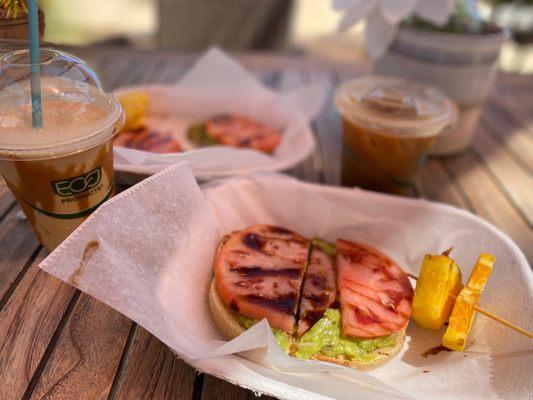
[53,167,102,197]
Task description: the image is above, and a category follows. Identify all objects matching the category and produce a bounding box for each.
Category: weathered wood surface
[111,326,197,400]
[28,294,131,400]
[0,47,531,399]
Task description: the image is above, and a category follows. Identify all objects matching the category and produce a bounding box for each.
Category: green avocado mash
[295,309,397,361]
[187,123,220,146]
[234,309,396,361]
[235,313,290,352]
[312,238,336,257]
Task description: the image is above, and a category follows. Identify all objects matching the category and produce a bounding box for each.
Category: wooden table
[0,48,531,400]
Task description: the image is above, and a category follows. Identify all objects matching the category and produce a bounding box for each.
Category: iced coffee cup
[0,49,123,250]
[335,76,456,194]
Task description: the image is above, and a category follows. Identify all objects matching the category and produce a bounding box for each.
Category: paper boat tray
[40,163,533,400]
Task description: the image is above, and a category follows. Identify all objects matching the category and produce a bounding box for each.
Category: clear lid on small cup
[335,76,457,138]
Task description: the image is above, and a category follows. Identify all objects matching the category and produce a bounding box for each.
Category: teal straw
[28,0,42,129]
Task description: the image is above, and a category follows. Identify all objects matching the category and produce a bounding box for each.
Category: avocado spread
[187,123,220,146]
[295,309,397,361]
[235,309,396,360]
[312,238,336,257]
[235,313,290,352]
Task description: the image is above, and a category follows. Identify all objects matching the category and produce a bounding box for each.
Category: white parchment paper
[40,163,533,400]
[113,48,325,183]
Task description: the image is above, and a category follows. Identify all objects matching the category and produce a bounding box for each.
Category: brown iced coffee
[335,76,456,194]
[0,50,123,250]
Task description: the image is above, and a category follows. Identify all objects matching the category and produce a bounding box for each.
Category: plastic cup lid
[0,49,123,160]
[335,76,457,138]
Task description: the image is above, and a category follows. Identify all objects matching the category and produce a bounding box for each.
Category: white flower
[332,0,455,59]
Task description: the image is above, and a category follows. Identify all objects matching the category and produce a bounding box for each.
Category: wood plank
[119,60,156,87]
[110,326,197,400]
[141,59,171,84]
[143,54,194,85]
[493,73,531,92]
[481,99,533,173]
[201,375,276,400]
[113,54,170,87]
[445,150,533,264]
[157,59,190,85]
[71,46,369,78]
[278,68,323,183]
[414,158,471,210]
[308,70,342,185]
[495,73,533,91]
[471,121,533,226]
[0,250,76,400]
[95,57,136,91]
[79,53,109,81]
[489,79,533,140]
[107,59,144,90]
[29,295,132,400]
[103,55,189,88]
[0,206,40,306]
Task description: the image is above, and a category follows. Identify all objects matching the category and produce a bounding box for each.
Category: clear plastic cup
[335,76,457,194]
[0,49,123,250]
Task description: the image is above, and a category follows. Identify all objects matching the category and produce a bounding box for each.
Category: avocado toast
[209,224,413,370]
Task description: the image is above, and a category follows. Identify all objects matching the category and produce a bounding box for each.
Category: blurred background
[32,0,533,74]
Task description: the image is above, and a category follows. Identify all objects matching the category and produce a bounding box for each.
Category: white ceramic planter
[375,26,506,155]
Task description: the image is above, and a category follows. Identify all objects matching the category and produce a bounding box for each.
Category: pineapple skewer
[410,251,532,351]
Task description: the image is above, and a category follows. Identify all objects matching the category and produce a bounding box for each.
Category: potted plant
[0,0,44,40]
[333,0,507,155]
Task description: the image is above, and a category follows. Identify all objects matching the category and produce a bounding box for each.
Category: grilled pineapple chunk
[442,253,495,351]
[412,254,462,330]
[466,253,494,292]
[117,92,148,131]
[442,287,479,351]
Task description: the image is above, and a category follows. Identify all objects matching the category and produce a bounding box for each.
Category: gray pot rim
[397,25,508,45]
[379,49,501,71]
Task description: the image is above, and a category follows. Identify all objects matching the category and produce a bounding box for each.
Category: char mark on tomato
[267,225,293,235]
[242,233,266,251]
[354,306,383,325]
[230,266,302,279]
[210,114,232,123]
[242,292,298,315]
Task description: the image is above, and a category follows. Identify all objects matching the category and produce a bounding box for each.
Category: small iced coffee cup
[0,49,123,250]
[335,76,456,195]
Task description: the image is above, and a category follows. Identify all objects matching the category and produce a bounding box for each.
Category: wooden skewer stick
[472,305,533,339]
[407,273,533,339]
